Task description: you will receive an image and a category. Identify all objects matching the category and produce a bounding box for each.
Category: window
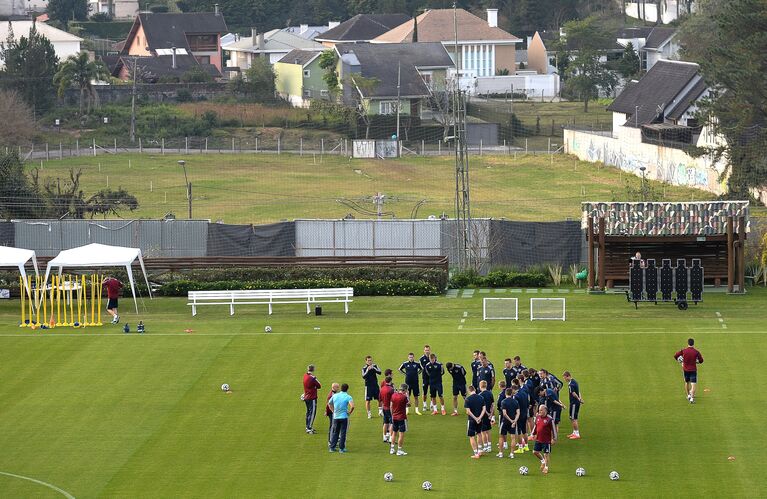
[196,55,210,65]
[303,89,311,98]
[380,101,397,115]
[320,89,329,97]
[187,34,218,52]
[303,69,311,77]
[421,71,433,89]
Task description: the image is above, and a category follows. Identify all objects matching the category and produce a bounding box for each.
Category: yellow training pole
[91,274,96,326]
[55,275,61,326]
[35,275,41,325]
[68,276,74,327]
[29,276,34,324]
[48,278,54,327]
[97,274,103,326]
[76,277,82,326]
[19,276,26,327]
[81,275,88,327]
[42,278,47,327]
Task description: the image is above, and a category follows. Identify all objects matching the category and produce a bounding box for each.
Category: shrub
[176,88,193,102]
[449,270,548,288]
[158,278,438,296]
[149,4,169,12]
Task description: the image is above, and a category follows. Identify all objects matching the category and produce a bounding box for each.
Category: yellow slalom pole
[76,277,82,326]
[91,274,96,326]
[34,275,40,325]
[81,275,88,328]
[68,276,74,327]
[42,278,47,328]
[97,274,103,326]
[48,278,54,328]
[20,276,26,327]
[55,275,61,326]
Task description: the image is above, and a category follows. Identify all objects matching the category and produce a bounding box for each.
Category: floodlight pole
[639,165,647,201]
[179,160,191,218]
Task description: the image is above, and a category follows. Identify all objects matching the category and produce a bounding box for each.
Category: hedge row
[159,279,439,296]
[449,270,548,288]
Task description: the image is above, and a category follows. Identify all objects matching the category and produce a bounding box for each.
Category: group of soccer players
[360,346,584,473]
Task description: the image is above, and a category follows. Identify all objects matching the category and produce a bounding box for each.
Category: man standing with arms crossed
[389,383,410,456]
[675,338,704,403]
[531,405,557,474]
[464,385,487,459]
[399,353,422,415]
[302,364,321,434]
[362,355,382,418]
[328,383,354,453]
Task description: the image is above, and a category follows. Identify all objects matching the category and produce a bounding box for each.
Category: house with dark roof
[274,49,328,107]
[315,14,410,47]
[616,26,678,71]
[625,0,694,25]
[373,9,521,77]
[334,42,454,117]
[119,12,227,80]
[223,27,325,71]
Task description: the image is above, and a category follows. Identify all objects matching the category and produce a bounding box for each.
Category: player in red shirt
[102,276,123,324]
[389,383,410,456]
[674,338,704,404]
[379,376,395,443]
[531,405,557,474]
[302,364,322,434]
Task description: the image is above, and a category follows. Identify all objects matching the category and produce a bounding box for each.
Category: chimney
[256,33,264,50]
[300,24,308,34]
[214,3,219,15]
[251,27,257,42]
[328,21,340,29]
[486,8,498,28]
[171,46,177,69]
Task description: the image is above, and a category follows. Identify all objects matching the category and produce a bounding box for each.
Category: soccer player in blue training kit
[538,386,565,432]
[511,356,527,379]
[445,362,467,416]
[464,385,487,459]
[477,356,495,391]
[498,387,520,459]
[470,350,481,391]
[328,383,355,453]
[503,358,515,387]
[563,371,583,439]
[539,369,564,393]
[425,354,446,415]
[399,353,422,415]
[512,380,530,453]
[478,380,495,454]
[362,356,382,418]
[494,381,507,454]
[419,345,433,413]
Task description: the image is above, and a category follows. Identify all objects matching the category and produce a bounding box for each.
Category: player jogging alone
[389,383,410,456]
[675,338,704,403]
[103,276,123,324]
[302,364,321,434]
[531,405,557,474]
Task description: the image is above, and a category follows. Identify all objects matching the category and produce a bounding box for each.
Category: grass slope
[29,153,715,223]
[0,288,764,497]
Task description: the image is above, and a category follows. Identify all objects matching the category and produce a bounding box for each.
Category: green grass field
[0,288,765,498]
[30,153,715,223]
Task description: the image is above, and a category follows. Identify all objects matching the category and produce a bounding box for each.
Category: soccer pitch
[0,289,765,498]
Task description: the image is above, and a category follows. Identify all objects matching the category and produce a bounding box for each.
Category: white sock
[441,405,445,411]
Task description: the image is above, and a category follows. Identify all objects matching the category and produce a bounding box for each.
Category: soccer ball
[221,383,230,392]
[421,481,432,491]
[610,471,620,481]
[264,326,272,333]
[519,466,529,475]
[677,355,684,363]
[576,467,586,477]
[383,472,393,482]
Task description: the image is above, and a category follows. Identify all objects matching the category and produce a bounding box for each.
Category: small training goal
[530,298,566,321]
[483,298,519,320]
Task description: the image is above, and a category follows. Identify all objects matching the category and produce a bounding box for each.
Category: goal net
[530,298,566,321]
[483,298,518,320]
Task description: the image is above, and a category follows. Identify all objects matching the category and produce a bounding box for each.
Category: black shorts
[684,371,697,383]
[569,403,580,420]
[551,408,562,424]
[453,384,467,397]
[382,410,392,425]
[499,420,515,436]
[429,384,443,397]
[533,441,551,454]
[467,419,482,437]
[406,379,420,397]
[516,417,527,434]
[422,375,430,391]
[392,419,407,433]
[528,405,535,418]
[107,298,118,309]
[365,384,380,401]
[481,416,492,432]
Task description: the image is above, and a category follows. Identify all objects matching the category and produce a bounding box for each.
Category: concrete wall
[564,128,727,195]
[471,73,559,97]
[63,83,230,104]
[494,44,516,74]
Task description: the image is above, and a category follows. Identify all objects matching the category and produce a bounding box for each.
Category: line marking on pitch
[0,471,75,499]
[716,311,727,329]
[463,311,468,317]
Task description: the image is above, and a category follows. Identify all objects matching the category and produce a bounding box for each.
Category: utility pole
[452,2,472,271]
[395,61,401,156]
[130,57,137,143]
[373,192,385,219]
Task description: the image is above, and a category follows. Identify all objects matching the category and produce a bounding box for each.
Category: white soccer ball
[384,472,393,482]
[519,466,529,475]
[677,355,684,363]
[421,481,432,491]
[610,471,620,481]
[221,383,230,392]
[576,467,586,477]
[264,325,272,333]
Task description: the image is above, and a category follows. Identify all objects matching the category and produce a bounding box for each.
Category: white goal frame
[483,298,519,320]
[530,298,566,321]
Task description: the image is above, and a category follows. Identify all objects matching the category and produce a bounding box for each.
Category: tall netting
[483,298,518,320]
[530,298,566,321]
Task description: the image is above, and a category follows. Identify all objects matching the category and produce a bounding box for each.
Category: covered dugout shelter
[0,247,39,299]
[582,201,749,291]
[43,243,152,313]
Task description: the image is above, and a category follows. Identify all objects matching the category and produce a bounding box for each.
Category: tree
[54,52,109,115]
[46,0,88,28]
[318,50,339,100]
[347,74,379,138]
[0,22,59,117]
[0,152,43,220]
[616,42,641,80]
[678,0,767,197]
[180,66,213,83]
[565,52,617,112]
[0,90,36,147]
[85,188,140,218]
[243,57,276,101]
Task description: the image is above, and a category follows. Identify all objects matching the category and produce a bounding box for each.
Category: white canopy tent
[0,247,39,299]
[43,243,152,313]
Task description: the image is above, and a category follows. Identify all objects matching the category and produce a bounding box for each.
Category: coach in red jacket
[674,338,704,404]
[302,365,322,433]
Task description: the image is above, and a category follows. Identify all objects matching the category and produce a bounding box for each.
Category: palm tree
[54,52,108,115]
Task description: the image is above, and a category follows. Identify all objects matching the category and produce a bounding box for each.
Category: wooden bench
[187,288,354,316]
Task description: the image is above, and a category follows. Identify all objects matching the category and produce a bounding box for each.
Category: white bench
[187,288,354,316]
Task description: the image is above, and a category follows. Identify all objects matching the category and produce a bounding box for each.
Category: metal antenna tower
[452,2,471,270]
